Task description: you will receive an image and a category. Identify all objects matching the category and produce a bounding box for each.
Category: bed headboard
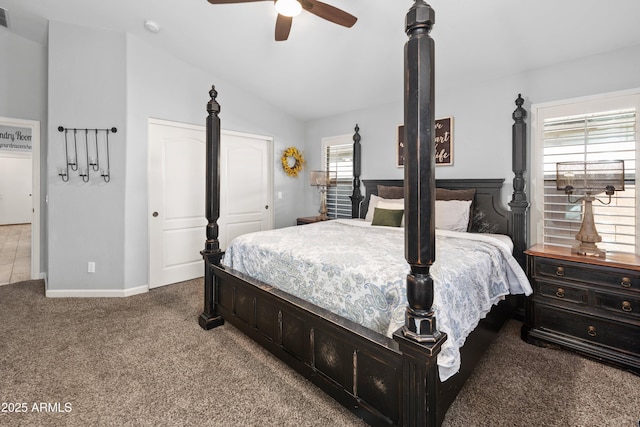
[360,178,511,236]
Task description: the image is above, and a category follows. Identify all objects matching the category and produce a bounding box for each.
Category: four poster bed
[198,2,531,426]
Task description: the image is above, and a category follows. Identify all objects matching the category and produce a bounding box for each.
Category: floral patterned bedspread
[223,219,532,381]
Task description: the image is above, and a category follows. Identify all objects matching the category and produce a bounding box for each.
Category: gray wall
[304,43,640,218]
[4,18,639,292]
[46,21,306,292]
[47,21,128,291]
[0,28,47,273]
[124,34,306,289]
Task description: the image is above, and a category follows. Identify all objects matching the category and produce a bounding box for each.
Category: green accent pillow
[371,207,404,227]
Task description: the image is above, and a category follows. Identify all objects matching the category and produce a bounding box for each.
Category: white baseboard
[46,285,149,298]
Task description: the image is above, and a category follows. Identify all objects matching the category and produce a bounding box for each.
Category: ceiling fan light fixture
[275,0,302,17]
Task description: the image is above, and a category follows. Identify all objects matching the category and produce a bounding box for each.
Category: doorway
[0,116,40,284]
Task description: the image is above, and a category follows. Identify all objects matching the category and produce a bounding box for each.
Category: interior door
[0,156,32,225]
[148,122,273,288]
[219,130,273,249]
[148,120,206,288]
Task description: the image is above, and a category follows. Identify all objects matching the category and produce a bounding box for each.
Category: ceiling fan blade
[275,14,293,41]
[302,0,357,28]
[207,0,270,4]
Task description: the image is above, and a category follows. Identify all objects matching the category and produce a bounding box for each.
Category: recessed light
[144,20,160,34]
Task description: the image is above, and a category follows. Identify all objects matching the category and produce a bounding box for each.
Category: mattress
[223,218,532,380]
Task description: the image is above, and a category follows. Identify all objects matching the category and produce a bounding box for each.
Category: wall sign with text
[0,125,33,152]
[396,117,453,167]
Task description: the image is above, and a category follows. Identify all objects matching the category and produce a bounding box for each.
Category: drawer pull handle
[587,326,597,337]
[556,267,565,276]
[555,288,565,298]
[621,277,632,288]
[622,301,632,312]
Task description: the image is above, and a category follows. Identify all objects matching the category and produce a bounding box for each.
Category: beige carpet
[0,279,638,427]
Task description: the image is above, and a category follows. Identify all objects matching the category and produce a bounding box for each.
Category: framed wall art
[396,117,453,167]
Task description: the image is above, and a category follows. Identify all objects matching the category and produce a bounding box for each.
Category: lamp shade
[556,160,625,194]
[310,170,336,187]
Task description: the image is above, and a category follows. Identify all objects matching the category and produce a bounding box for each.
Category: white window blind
[542,108,636,254]
[324,142,353,219]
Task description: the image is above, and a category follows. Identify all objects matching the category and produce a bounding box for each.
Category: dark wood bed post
[350,124,363,218]
[509,94,529,268]
[199,85,225,330]
[392,1,447,426]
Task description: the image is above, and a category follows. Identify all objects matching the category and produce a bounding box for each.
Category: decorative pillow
[364,194,382,222]
[435,188,476,201]
[377,185,404,199]
[365,195,404,222]
[377,199,405,226]
[371,207,404,227]
[435,200,473,232]
[436,188,476,231]
[377,199,404,211]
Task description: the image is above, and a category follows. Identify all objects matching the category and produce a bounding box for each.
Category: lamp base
[572,196,606,258]
[572,242,606,258]
[317,188,329,221]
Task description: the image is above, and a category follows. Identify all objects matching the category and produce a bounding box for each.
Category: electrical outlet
[88,262,95,273]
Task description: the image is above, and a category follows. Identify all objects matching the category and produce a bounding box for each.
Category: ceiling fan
[206,0,357,41]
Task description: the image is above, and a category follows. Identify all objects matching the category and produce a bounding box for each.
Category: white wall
[304,43,640,215]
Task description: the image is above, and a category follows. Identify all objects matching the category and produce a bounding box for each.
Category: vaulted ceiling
[3,0,640,121]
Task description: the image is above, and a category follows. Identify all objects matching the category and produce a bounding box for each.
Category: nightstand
[296,216,331,225]
[522,244,640,375]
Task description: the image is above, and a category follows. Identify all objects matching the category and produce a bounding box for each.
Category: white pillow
[377,199,404,211]
[435,199,472,232]
[364,194,382,222]
[365,195,404,222]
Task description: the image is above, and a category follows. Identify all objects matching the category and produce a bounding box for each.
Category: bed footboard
[211,262,447,426]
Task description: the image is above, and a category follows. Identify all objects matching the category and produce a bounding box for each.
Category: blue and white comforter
[223,219,532,381]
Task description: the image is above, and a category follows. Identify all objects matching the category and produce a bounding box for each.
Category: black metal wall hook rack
[57,126,116,183]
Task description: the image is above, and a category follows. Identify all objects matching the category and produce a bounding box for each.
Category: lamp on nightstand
[556,160,625,257]
[310,170,336,221]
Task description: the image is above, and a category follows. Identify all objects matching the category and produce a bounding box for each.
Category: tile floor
[0,224,31,285]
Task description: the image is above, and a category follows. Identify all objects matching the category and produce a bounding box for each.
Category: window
[322,135,353,219]
[533,91,639,254]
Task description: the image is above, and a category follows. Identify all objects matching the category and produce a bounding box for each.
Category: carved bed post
[509,94,529,268]
[392,2,447,426]
[199,86,225,330]
[350,124,363,218]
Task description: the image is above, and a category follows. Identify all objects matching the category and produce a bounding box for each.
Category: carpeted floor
[0,279,638,427]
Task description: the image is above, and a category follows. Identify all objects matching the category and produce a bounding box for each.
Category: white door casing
[148,120,273,288]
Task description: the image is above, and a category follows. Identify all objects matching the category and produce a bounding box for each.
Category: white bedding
[223,219,532,381]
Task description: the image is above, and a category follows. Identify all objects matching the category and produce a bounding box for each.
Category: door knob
[265,205,269,210]
[152,212,159,217]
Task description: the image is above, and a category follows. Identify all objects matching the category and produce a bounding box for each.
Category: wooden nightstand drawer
[533,257,640,292]
[535,304,640,354]
[534,280,588,306]
[524,245,640,374]
[594,291,640,320]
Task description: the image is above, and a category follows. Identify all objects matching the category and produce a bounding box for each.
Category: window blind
[324,143,353,218]
[542,108,636,253]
